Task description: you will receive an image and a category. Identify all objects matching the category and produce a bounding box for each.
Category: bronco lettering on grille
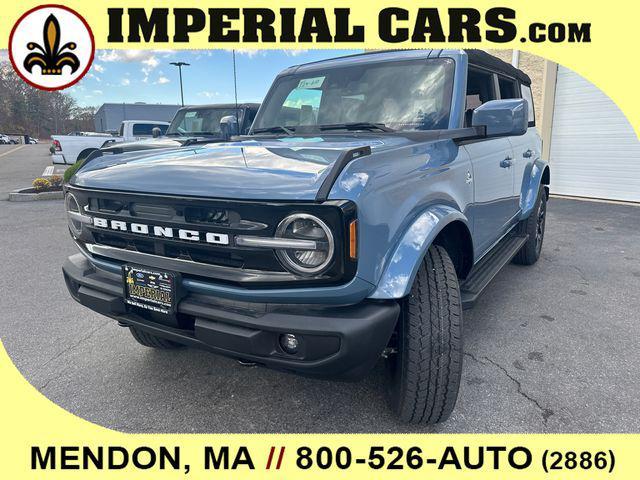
[92,217,230,245]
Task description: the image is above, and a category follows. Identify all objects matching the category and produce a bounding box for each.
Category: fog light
[280,333,299,354]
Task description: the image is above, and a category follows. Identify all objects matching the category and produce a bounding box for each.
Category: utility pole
[170,62,190,106]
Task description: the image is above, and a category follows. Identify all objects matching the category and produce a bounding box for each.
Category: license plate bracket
[122,265,179,315]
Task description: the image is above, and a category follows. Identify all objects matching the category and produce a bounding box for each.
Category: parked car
[99,103,260,155]
[0,134,18,144]
[26,136,38,144]
[65,131,112,136]
[51,120,170,165]
[62,50,549,424]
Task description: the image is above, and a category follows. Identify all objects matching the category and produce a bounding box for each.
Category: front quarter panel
[328,138,473,298]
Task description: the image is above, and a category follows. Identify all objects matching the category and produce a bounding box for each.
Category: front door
[464,138,517,257]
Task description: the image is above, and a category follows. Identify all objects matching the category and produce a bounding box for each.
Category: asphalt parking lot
[1,143,639,433]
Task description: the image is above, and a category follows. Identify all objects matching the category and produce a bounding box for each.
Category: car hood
[72,136,410,200]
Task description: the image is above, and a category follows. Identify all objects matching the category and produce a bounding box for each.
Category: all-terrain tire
[129,326,183,349]
[386,245,463,424]
[513,185,547,265]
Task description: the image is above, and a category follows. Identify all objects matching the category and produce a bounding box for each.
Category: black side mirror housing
[220,115,239,140]
[152,127,162,138]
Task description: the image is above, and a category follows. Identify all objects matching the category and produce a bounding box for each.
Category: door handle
[523,149,533,158]
[500,157,513,168]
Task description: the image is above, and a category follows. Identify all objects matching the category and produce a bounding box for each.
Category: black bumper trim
[63,254,399,379]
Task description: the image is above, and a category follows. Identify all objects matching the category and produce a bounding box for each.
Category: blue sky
[65,49,361,108]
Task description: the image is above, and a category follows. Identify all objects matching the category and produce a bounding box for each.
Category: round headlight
[65,193,83,236]
[275,214,334,275]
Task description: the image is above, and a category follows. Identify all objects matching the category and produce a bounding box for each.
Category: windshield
[166,108,242,136]
[253,58,454,133]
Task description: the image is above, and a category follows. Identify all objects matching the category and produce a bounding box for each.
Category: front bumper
[62,254,399,379]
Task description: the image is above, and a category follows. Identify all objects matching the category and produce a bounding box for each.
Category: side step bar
[460,234,528,309]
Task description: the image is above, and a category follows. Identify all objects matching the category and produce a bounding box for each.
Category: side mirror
[220,115,239,140]
[152,127,162,138]
[472,99,528,137]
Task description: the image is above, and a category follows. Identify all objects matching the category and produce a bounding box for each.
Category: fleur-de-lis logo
[10,5,95,90]
[23,14,80,75]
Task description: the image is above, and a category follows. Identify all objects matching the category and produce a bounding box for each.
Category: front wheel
[385,245,463,424]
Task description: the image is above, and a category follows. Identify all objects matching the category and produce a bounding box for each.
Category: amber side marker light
[349,220,358,259]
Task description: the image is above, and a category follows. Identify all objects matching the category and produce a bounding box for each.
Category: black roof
[464,49,531,85]
[289,49,531,86]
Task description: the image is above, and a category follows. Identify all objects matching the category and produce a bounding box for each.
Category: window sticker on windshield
[297,76,325,89]
[185,111,197,117]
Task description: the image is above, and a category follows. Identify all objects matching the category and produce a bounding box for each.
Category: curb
[8,188,64,202]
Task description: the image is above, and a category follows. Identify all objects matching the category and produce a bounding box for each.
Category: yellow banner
[1,0,637,133]
[2,342,640,479]
[1,1,639,479]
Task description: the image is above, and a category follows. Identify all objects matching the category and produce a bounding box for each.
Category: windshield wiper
[252,125,295,136]
[180,137,225,146]
[319,122,395,132]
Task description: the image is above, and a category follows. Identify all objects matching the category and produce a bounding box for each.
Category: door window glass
[498,76,518,99]
[465,68,496,126]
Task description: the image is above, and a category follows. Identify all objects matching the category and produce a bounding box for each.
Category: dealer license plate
[123,265,176,314]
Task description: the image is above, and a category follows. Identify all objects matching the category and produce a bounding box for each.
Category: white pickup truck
[51,120,169,165]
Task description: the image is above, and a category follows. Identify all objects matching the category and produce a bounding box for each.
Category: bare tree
[0,63,95,138]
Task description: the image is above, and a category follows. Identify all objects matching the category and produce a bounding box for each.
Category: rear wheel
[129,326,183,349]
[513,185,547,265]
[385,245,463,424]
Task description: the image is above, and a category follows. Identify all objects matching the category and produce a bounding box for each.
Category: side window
[132,123,168,136]
[520,85,535,126]
[465,68,496,127]
[498,76,518,99]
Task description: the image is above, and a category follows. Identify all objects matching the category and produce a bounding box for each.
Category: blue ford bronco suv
[63,49,549,424]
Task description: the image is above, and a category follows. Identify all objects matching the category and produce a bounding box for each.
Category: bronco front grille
[92,232,245,269]
[67,187,357,287]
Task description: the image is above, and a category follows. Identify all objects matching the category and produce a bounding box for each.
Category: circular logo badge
[9,5,94,91]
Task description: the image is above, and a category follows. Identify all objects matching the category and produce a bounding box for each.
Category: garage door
[549,66,640,202]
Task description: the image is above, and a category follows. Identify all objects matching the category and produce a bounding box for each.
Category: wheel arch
[369,205,473,300]
[77,147,99,163]
[520,159,551,219]
[432,220,474,280]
